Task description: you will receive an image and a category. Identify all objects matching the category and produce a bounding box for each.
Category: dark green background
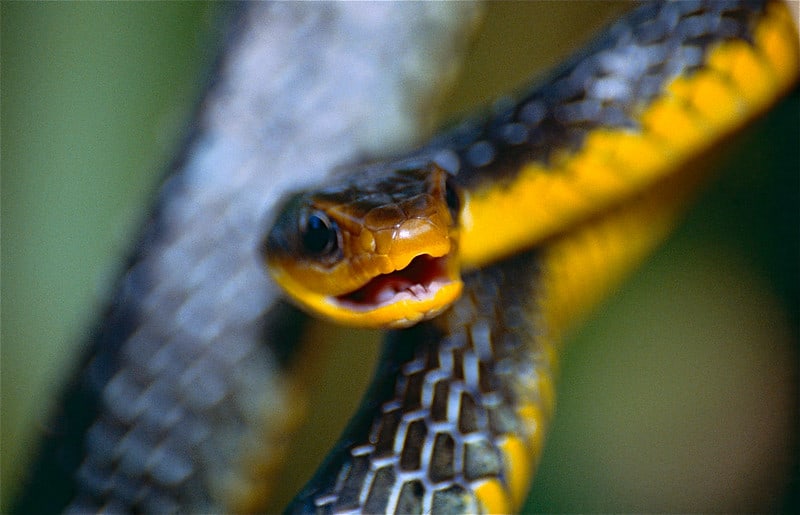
[2,2,797,512]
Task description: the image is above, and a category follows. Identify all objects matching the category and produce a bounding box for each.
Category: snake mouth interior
[336,254,452,310]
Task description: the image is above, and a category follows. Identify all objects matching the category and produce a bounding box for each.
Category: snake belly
[281,0,799,513]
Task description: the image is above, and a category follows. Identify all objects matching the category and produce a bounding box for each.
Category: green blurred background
[2,2,797,512]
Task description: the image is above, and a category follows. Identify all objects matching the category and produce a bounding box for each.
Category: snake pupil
[302,212,338,256]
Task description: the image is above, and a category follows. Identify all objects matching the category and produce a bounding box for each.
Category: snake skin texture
[288,251,552,514]
[8,0,798,513]
[10,3,481,512]
[407,0,774,189]
[282,0,799,512]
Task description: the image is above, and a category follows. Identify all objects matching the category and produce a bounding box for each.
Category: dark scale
[373,409,402,459]
[428,433,456,483]
[363,466,396,513]
[463,436,503,481]
[396,480,424,513]
[399,419,427,471]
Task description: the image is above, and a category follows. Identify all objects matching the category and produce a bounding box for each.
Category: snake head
[263,162,463,328]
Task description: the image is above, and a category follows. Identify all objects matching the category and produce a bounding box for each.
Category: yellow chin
[271,269,463,328]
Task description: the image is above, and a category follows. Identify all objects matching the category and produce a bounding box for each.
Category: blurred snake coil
[11,1,799,514]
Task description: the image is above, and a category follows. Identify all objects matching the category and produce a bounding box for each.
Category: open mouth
[336,254,453,310]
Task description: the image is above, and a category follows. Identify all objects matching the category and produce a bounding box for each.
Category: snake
[268,1,799,512]
[10,1,799,514]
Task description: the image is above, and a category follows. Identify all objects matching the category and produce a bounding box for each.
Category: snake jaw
[265,229,462,327]
[324,250,461,328]
[267,251,462,328]
[336,254,454,308]
[322,224,461,326]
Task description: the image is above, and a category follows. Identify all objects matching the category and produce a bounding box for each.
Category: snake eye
[301,211,338,256]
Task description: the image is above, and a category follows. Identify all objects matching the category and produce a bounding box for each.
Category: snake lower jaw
[353,277,464,329]
[334,254,463,328]
[273,254,463,328]
[338,254,448,303]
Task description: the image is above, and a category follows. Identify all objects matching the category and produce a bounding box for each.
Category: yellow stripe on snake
[266,1,799,330]
[9,1,799,514]
[266,2,798,512]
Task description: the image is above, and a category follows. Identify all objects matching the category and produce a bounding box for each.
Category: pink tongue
[338,254,443,307]
[357,275,417,305]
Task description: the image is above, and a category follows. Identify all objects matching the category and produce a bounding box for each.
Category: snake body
[11,1,799,514]
[273,0,799,512]
[10,3,480,513]
[286,165,701,513]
